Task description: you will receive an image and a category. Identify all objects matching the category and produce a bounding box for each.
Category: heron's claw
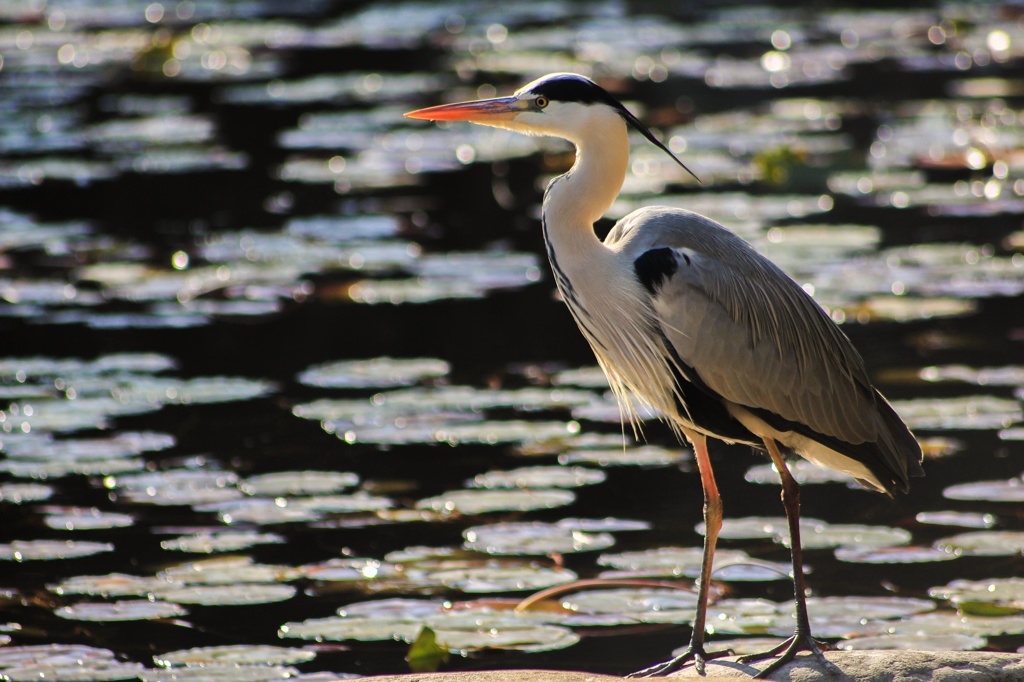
[627,644,733,678]
[738,632,839,678]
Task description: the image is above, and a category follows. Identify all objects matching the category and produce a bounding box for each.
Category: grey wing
[613,207,881,446]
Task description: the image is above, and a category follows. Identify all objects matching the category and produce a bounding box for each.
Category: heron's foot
[738,632,840,679]
[627,643,733,678]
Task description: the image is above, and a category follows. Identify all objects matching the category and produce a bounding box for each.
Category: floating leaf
[50,573,169,598]
[156,556,298,586]
[558,445,687,467]
[834,545,957,564]
[596,546,786,581]
[425,564,577,593]
[159,530,287,554]
[467,465,605,489]
[299,557,400,583]
[42,507,135,531]
[0,539,114,561]
[406,626,449,673]
[943,478,1024,502]
[891,396,1023,431]
[862,610,1024,638]
[417,488,575,515]
[562,587,699,626]
[0,482,53,503]
[241,471,359,496]
[152,583,296,606]
[432,623,579,654]
[934,531,1024,557]
[0,644,146,682]
[915,511,996,528]
[154,644,316,667]
[138,664,302,681]
[840,632,985,651]
[55,600,188,622]
[919,365,1024,386]
[464,521,615,556]
[297,357,450,389]
[930,577,1024,609]
[793,523,912,550]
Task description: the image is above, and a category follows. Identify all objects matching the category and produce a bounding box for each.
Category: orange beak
[405,96,524,123]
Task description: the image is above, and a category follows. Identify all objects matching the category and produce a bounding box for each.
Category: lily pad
[467,465,605,489]
[154,644,316,667]
[241,471,360,496]
[929,577,1024,608]
[156,556,298,586]
[792,523,912,550]
[193,497,323,525]
[463,521,615,556]
[891,395,1023,431]
[343,419,579,446]
[152,583,296,606]
[840,632,985,651]
[0,539,114,561]
[432,623,579,654]
[42,507,135,531]
[417,488,575,515]
[55,600,188,622]
[596,546,785,581]
[109,469,243,506]
[943,478,1024,502]
[864,610,1024,638]
[919,365,1024,387]
[834,545,958,564]
[0,482,53,503]
[0,644,146,682]
[934,531,1024,557]
[558,445,688,467]
[915,511,996,528]
[297,357,450,389]
[49,573,170,598]
[138,665,302,681]
[159,530,287,554]
[562,587,699,626]
[425,564,578,593]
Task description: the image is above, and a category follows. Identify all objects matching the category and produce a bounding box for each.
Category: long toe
[738,633,839,678]
[627,645,733,678]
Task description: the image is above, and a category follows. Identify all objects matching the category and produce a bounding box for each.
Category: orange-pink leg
[739,437,840,678]
[629,430,733,677]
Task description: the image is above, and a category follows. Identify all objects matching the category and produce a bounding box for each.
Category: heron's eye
[535,96,549,109]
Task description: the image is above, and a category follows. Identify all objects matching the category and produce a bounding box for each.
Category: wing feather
[607,207,880,446]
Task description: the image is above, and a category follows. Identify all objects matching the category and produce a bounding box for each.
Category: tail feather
[873,389,924,494]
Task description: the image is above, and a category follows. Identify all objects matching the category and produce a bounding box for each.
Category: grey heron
[406,73,923,678]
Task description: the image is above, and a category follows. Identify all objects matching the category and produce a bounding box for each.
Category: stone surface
[359,672,626,682]
[359,651,1024,681]
[669,650,1024,680]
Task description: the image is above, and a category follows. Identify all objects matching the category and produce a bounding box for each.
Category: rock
[358,651,1024,682]
[358,672,627,682]
[667,650,1024,680]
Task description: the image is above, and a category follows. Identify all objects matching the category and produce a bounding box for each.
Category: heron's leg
[739,438,840,679]
[628,431,732,677]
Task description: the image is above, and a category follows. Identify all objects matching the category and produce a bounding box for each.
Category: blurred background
[1,1,1023,679]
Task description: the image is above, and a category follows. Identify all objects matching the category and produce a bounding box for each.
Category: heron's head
[406,73,697,181]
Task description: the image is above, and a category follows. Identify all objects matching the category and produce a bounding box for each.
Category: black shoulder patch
[634,247,678,295]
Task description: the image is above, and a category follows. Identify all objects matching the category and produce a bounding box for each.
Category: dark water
[1,1,1023,679]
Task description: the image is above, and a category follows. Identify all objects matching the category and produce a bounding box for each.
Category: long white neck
[538,112,677,431]
[542,113,630,256]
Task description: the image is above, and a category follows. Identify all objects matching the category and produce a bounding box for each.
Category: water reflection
[0,0,1022,678]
